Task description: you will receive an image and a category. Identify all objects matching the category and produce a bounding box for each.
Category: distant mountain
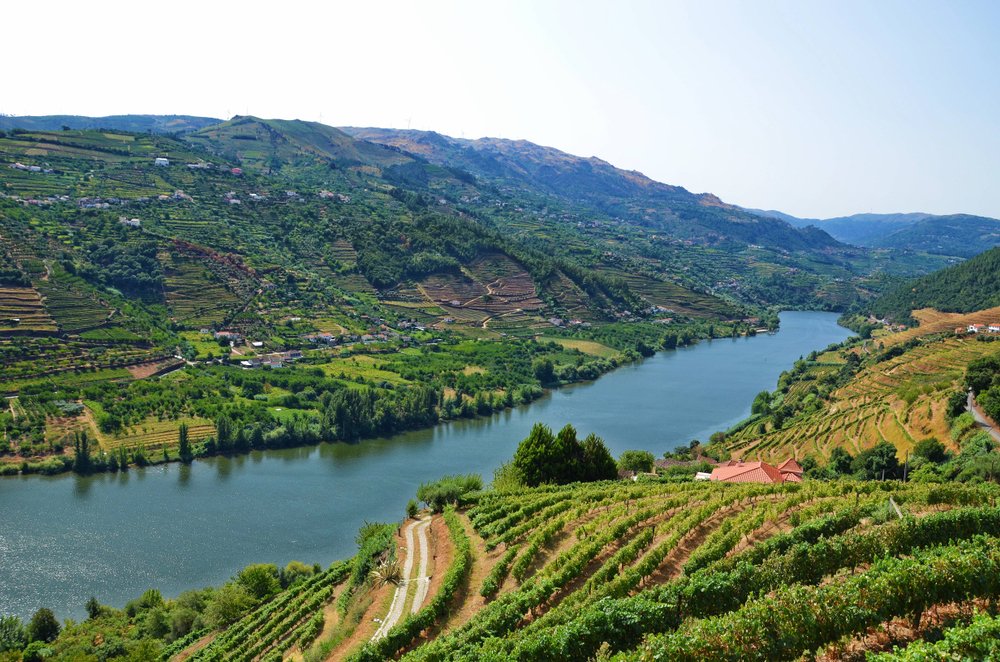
[0,114,221,134]
[745,208,1000,257]
[869,246,1000,321]
[344,128,842,253]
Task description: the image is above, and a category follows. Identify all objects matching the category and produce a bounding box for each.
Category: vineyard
[725,333,1000,462]
[160,479,1000,662]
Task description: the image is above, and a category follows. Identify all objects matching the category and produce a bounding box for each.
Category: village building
[709,458,804,484]
[989,323,1000,333]
[154,157,169,167]
[968,323,986,333]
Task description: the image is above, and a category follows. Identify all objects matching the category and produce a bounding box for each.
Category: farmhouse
[990,324,1000,333]
[968,323,986,333]
[154,157,169,167]
[710,458,803,484]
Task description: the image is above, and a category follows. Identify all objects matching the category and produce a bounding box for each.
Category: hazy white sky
[5,0,999,218]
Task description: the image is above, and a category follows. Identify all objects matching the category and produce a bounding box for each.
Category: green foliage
[203,583,255,629]
[617,450,654,473]
[417,474,482,512]
[850,441,901,479]
[912,437,948,464]
[871,246,1000,321]
[871,610,1000,660]
[235,564,281,601]
[26,609,59,644]
[511,423,616,487]
[0,616,26,653]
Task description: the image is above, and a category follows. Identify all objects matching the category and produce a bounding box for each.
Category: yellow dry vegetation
[726,336,1000,462]
[883,306,1000,346]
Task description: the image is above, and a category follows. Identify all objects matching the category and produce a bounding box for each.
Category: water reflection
[0,311,852,622]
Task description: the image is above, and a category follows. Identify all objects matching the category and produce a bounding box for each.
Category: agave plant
[371,558,403,588]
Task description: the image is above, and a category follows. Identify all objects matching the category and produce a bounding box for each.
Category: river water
[0,310,851,620]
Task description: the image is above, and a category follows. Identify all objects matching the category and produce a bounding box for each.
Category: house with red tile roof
[710,458,803,484]
[777,458,804,482]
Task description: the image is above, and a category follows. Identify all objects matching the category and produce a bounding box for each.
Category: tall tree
[178,423,193,463]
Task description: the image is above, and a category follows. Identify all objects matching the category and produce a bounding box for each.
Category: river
[0,310,851,620]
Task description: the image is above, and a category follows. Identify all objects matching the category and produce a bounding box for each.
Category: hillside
[0,122,757,475]
[749,209,1000,257]
[345,127,843,252]
[869,246,1000,322]
[721,332,998,463]
[0,116,970,476]
[0,114,220,134]
[32,478,1000,661]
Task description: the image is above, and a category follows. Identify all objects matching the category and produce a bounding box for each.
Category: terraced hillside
[152,479,1000,662]
[724,334,1000,462]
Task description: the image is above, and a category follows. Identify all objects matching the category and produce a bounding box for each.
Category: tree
[85,596,103,620]
[0,615,26,653]
[27,608,59,643]
[72,431,92,475]
[204,583,254,629]
[511,423,557,486]
[827,446,853,476]
[751,391,771,415]
[580,433,618,481]
[532,358,555,385]
[215,413,233,454]
[635,340,655,358]
[178,423,193,463]
[618,450,655,473]
[851,441,901,480]
[236,563,280,601]
[913,437,948,464]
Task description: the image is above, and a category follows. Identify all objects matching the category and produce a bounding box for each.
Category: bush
[618,450,655,473]
[417,474,482,512]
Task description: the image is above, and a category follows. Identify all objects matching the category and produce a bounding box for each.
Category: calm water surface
[0,311,851,619]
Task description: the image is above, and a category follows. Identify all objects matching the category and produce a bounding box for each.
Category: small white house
[969,324,986,333]
[990,324,1000,333]
[154,157,170,167]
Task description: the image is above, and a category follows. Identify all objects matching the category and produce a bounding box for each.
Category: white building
[154,157,170,167]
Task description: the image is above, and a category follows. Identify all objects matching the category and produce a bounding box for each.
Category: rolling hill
[869,246,1000,322]
[0,114,220,134]
[749,208,1000,257]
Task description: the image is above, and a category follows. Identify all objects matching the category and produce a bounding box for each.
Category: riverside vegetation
[4,115,1000,660]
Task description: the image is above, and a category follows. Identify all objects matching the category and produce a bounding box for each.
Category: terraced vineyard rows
[727,335,1000,461]
[0,286,57,332]
[163,478,1000,662]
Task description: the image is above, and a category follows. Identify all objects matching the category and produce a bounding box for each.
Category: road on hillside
[967,391,1000,444]
[371,517,432,642]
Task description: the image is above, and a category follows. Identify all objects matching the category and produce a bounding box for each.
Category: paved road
[967,391,1000,444]
[371,517,431,642]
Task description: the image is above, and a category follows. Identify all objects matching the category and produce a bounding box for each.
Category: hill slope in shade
[870,246,1000,321]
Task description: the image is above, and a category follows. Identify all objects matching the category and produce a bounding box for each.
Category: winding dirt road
[967,391,1000,444]
[370,517,432,642]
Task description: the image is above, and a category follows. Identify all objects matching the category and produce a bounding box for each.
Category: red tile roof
[777,458,803,475]
[709,461,786,484]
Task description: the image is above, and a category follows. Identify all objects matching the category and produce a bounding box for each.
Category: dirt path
[968,391,1000,443]
[411,516,431,613]
[371,517,430,642]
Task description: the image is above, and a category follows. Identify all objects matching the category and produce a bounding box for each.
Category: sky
[4,0,1000,219]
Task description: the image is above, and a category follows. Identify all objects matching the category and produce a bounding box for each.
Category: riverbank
[0,312,852,621]
[0,317,759,479]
